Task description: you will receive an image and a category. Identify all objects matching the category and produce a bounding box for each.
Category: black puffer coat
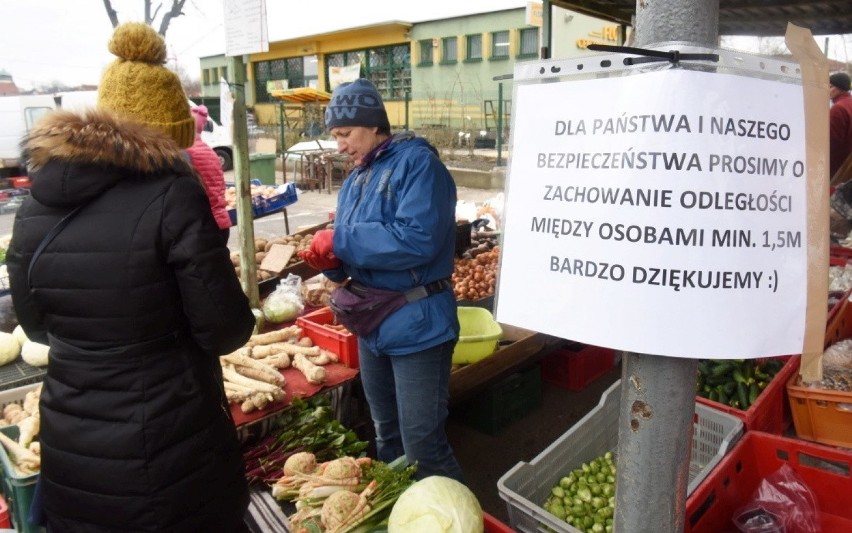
[6,109,256,532]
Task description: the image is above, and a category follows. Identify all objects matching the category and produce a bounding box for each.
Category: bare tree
[102,0,189,36]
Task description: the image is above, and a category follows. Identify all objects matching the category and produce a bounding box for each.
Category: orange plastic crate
[685,432,852,533]
[696,355,799,434]
[296,306,359,369]
[787,295,852,447]
[9,177,30,189]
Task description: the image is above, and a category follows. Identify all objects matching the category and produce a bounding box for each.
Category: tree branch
[158,0,189,36]
[102,0,120,28]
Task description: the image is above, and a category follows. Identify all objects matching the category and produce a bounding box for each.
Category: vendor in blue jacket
[299,78,464,482]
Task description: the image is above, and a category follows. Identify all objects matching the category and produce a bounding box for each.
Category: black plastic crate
[453,364,542,435]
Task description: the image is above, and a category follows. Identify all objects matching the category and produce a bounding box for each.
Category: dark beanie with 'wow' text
[325,78,391,131]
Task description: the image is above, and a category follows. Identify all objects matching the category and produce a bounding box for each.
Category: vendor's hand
[310,229,335,257]
[299,250,342,271]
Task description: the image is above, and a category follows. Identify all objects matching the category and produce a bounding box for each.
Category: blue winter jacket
[325,133,460,355]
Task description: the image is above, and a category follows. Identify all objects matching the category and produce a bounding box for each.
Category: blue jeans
[358,338,465,483]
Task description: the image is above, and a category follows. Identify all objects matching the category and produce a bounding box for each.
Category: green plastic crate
[454,364,542,435]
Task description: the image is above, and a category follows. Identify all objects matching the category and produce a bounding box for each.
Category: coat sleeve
[161,177,255,355]
[6,201,61,345]
[333,150,456,271]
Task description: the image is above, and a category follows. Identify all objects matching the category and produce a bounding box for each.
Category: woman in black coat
[6,23,255,532]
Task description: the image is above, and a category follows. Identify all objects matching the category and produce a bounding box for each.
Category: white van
[0,94,55,174]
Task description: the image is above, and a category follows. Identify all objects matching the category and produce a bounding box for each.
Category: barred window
[466,34,482,61]
[419,39,433,65]
[519,27,539,57]
[325,44,411,100]
[491,31,509,59]
[253,57,305,103]
[442,37,457,63]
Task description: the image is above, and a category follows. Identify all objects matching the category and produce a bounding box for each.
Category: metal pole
[405,91,410,131]
[614,1,717,532]
[496,82,504,167]
[228,55,260,313]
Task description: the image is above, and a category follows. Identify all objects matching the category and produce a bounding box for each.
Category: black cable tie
[587,44,718,66]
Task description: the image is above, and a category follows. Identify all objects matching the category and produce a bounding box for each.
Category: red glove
[311,229,335,258]
[298,249,342,271]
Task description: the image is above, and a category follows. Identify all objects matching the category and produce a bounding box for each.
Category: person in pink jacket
[188,105,232,244]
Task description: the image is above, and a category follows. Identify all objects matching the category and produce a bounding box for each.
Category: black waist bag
[329,279,451,337]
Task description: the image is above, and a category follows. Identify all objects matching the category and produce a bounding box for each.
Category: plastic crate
[540,343,615,392]
[453,307,503,365]
[454,364,542,435]
[9,178,30,189]
[0,494,10,529]
[0,360,46,393]
[497,379,743,533]
[296,306,359,369]
[696,355,799,434]
[0,426,39,533]
[787,293,852,448]
[685,431,852,533]
[227,181,298,224]
[484,511,516,533]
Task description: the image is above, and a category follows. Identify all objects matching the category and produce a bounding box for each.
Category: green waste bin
[249,153,277,185]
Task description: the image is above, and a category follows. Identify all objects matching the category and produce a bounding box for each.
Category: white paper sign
[495,69,807,359]
[223,0,269,56]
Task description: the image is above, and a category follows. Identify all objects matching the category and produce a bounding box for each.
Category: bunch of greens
[242,394,368,486]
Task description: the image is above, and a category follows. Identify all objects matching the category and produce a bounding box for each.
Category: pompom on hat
[98,22,195,149]
[830,72,851,93]
[324,78,391,131]
[191,104,209,135]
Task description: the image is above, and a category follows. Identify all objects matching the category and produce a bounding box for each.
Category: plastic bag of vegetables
[388,476,483,533]
[262,274,304,324]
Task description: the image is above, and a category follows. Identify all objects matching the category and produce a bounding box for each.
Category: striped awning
[269,87,332,103]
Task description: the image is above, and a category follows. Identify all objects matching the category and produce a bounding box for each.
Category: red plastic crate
[9,177,30,189]
[484,511,515,532]
[0,494,9,529]
[696,355,799,434]
[296,306,359,369]
[685,431,852,533]
[540,343,614,391]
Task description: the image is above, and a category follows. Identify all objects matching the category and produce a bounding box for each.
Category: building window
[220,66,228,81]
[325,44,411,100]
[465,34,482,62]
[491,30,509,59]
[203,69,210,86]
[253,57,305,103]
[518,27,539,58]
[441,37,457,64]
[418,39,433,66]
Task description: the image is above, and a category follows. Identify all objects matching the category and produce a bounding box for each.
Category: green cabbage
[262,295,302,323]
[388,476,484,533]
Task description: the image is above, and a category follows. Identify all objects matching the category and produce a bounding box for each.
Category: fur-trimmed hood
[22,109,194,208]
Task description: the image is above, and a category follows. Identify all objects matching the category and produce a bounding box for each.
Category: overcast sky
[0,0,526,90]
[2,0,850,91]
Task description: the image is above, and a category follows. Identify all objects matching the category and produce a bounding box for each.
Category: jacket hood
[22,109,194,208]
[380,132,439,159]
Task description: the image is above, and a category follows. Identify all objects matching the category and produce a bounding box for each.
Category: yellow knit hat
[98,22,195,149]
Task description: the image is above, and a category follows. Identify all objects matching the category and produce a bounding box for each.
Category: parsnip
[221,353,284,385]
[307,349,338,366]
[0,431,40,474]
[251,344,290,358]
[261,342,321,357]
[247,326,303,347]
[17,416,39,448]
[221,365,282,394]
[293,353,326,384]
[256,353,291,369]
